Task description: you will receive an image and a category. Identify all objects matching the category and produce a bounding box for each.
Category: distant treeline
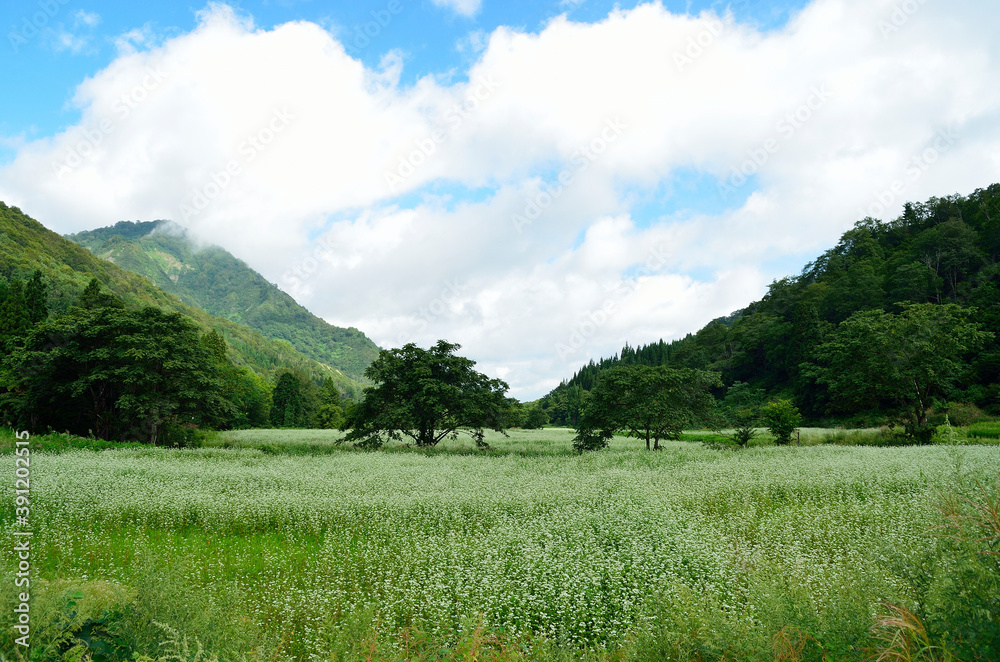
[541,184,1000,427]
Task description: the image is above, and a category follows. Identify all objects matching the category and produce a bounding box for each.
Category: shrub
[760,399,802,445]
[940,401,990,427]
[816,427,910,446]
[728,407,758,447]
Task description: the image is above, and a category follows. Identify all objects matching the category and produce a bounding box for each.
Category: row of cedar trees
[0,276,347,443]
[540,185,1000,431]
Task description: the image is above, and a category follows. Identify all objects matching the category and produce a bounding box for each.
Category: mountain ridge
[67,220,380,380]
[0,202,365,398]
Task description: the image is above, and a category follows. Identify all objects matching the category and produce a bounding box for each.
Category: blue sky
[1,0,997,398]
[2,0,801,161]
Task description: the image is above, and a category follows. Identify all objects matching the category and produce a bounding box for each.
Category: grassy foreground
[1,428,998,661]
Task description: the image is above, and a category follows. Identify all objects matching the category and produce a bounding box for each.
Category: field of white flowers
[2,429,999,661]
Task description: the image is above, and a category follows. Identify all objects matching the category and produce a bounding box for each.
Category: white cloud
[75,10,102,28]
[115,25,158,54]
[431,0,482,18]
[47,10,102,54]
[1,0,999,399]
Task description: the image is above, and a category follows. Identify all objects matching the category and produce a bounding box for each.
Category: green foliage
[270,372,306,428]
[24,268,48,324]
[728,408,759,447]
[876,481,1000,661]
[11,282,226,442]
[760,399,802,445]
[0,203,365,399]
[936,401,991,427]
[573,365,721,452]
[343,340,511,450]
[68,220,380,380]
[809,303,992,443]
[0,276,31,350]
[523,405,549,429]
[968,422,1000,439]
[313,377,345,429]
[719,381,764,447]
[543,184,1000,426]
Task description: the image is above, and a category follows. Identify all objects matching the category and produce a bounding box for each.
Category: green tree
[0,278,31,349]
[523,405,549,429]
[77,277,125,310]
[24,269,47,324]
[271,372,305,428]
[15,288,222,442]
[910,219,985,301]
[342,340,510,450]
[574,365,722,452]
[760,399,802,445]
[313,377,344,429]
[192,329,271,430]
[811,303,992,443]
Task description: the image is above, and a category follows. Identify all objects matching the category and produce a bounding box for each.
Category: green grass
[2,428,999,660]
[968,421,1000,439]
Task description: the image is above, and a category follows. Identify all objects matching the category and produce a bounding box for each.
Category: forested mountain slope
[542,184,1000,425]
[68,220,379,380]
[0,202,364,398]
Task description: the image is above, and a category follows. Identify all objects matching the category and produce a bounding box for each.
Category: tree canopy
[807,303,992,442]
[3,278,278,441]
[342,340,511,450]
[12,281,222,442]
[573,365,722,452]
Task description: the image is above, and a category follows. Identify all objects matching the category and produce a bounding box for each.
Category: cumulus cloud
[1,0,998,398]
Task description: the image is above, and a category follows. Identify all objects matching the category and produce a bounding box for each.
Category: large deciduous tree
[573,365,722,452]
[342,340,510,450]
[810,303,992,443]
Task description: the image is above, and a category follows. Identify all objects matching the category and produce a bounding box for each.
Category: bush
[729,407,758,447]
[760,399,802,445]
[816,427,911,447]
[161,423,207,448]
[928,401,990,427]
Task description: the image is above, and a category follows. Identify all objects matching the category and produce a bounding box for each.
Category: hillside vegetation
[0,202,363,399]
[68,220,379,380]
[542,185,1000,429]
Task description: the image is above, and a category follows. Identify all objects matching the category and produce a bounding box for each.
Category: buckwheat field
[2,429,998,661]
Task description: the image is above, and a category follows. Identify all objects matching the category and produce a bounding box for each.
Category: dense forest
[69,221,380,379]
[540,184,1000,429]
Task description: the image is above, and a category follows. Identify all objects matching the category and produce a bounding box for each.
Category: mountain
[67,220,380,381]
[67,221,379,380]
[540,184,1000,425]
[0,202,365,398]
